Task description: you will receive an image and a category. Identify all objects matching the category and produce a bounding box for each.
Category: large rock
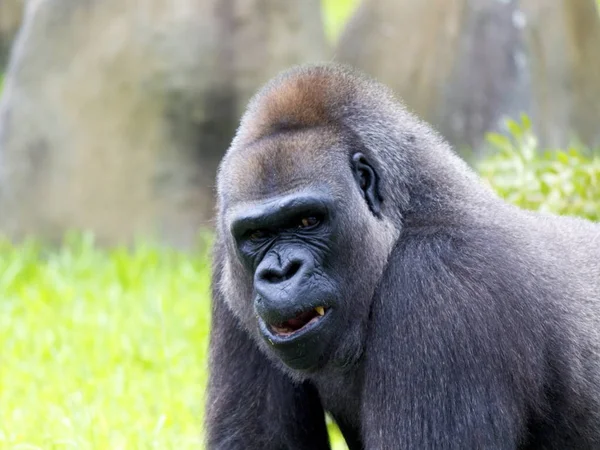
[338,0,600,154]
[0,0,328,247]
[0,0,24,67]
[520,0,600,149]
[337,0,529,156]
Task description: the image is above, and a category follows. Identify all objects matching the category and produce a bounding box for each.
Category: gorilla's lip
[261,307,331,342]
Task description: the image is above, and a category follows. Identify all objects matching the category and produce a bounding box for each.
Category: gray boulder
[0,0,328,247]
[337,0,600,154]
[0,0,24,67]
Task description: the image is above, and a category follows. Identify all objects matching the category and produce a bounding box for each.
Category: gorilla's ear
[352,152,382,217]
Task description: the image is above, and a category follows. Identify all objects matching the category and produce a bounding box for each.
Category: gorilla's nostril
[262,260,302,283]
[262,271,280,283]
[285,261,301,280]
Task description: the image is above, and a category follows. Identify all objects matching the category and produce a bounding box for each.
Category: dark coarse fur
[205,63,600,449]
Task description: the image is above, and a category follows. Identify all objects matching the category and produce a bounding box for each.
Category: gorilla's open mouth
[270,306,328,336]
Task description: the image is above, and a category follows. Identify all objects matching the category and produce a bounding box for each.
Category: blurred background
[0,0,598,448]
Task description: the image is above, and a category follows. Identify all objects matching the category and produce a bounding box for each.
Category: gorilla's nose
[257,257,302,284]
[254,250,314,318]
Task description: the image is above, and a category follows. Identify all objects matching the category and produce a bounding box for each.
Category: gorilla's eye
[248,229,268,241]
[298,216,320,229]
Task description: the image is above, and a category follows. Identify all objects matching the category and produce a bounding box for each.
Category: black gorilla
[205,64,600,449]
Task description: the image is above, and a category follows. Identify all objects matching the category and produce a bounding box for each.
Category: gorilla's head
[214,64,473,373]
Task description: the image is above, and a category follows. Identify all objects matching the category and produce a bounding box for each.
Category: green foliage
[480,115,600,221]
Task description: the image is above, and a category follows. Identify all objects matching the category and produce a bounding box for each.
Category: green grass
[0,234,214,449]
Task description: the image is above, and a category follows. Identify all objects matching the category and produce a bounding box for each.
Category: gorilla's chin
[258,309,336,372]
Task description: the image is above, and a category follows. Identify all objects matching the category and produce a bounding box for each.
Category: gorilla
[205,64,600,449]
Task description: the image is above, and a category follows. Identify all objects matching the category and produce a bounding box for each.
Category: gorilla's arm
[362,229,544,449]
[205,281,331,450]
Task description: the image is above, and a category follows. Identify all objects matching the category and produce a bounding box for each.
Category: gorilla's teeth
[315,306,325,316]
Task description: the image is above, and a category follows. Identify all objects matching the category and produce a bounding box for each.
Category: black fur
[205,64,600,449]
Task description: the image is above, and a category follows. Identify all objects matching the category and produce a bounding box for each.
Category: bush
[479,115,600,221]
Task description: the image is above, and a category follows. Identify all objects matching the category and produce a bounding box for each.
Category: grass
[0,234,214,449]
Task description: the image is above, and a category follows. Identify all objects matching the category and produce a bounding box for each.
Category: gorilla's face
[230,189,342,371]
[221,131,399,373]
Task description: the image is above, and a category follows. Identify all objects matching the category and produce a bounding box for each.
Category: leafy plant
[480,115,600,221]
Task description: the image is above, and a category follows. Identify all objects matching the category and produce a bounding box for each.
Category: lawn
[0,235,215,449]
